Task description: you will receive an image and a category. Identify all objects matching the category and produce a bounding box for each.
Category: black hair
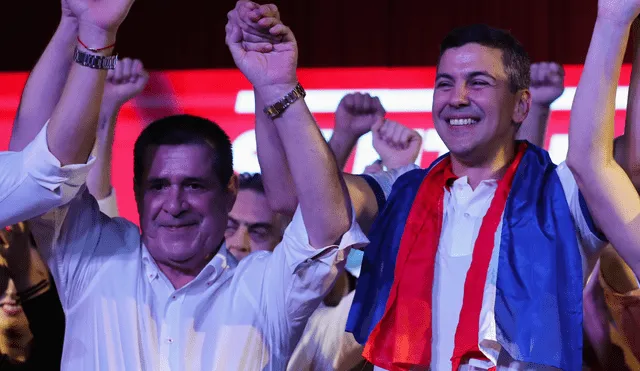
[133,114,233,187]
[238,173,265,194]
[438,24,530,92]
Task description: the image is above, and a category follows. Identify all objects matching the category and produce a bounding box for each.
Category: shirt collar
[141,243,238,284]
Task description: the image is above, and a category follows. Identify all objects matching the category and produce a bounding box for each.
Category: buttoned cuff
[22,121,94,205]
[282,205,369,271]
[97,188,119,218]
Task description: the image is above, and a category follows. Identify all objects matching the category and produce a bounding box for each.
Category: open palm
[67,0,135,32]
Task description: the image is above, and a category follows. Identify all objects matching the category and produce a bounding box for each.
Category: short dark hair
[238,173,265,193]
[438,24,530,93]
[133,114,233,187]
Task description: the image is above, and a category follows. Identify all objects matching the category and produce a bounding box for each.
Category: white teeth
[449,118,477,126]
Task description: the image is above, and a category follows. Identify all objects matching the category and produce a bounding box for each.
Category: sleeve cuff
[97,188,120,218]
[22,121,95,203]
[359,174,386,212]
[282,204,369,270]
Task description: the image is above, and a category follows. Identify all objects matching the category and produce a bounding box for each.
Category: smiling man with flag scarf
[339,26,608,371]
[243,7,608,371]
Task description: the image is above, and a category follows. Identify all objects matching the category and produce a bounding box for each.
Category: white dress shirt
[29,181,368,370]
[287,291,364,371]
[0,124,92,228]
[367,162,606,371]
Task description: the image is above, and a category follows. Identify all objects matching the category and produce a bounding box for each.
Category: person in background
[87,58,149,218]
[0,223,65,370]
[288,93,422,371]
[228,91,421,264]
[515,62,565,146]
[565,2,640,367]
[225,173,291,261]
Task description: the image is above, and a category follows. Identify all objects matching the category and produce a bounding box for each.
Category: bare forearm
[47,28,113,166]
[625,21,640,181]
[568,18,630,171]
[10,18,77,152]
[328,132,358,170]
[256,85,351,247]
[87,107,117,199]
[516,103,550,147]
[254,92,298,215]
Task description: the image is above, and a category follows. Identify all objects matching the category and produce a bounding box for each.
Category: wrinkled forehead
[142,144,218,181]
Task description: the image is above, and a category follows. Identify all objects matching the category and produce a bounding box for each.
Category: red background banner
[0,66,630,223]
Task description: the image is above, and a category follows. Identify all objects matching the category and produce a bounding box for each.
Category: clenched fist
[530,62,565,107]
[372,118,422,169]
[334,93,386,139]
[102,58,149,110]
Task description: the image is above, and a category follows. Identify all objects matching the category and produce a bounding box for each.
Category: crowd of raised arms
[0,0,638,370]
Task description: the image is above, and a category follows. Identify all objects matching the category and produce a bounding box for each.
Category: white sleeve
[0,122,93,227]
[237,205,368,342]
[556,162,608,278]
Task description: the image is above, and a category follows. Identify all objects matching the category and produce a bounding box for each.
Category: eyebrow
[435,71,497,81]
[227,216,273,230]
[145,176,209,184]
[468,71,496,81]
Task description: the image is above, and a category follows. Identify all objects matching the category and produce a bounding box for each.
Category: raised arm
[87,58,148,211]
[516,62,565,147]
[0,0,135,227]
[227,5,351,247]
[330,93,385,169]
[8,1,77,152]
[567,0,640,277]
[619,20,640,188]
[47,0,136,166]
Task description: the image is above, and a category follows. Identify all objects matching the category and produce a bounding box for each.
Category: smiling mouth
[447,118,479,126]
[0,303,23,317]
[162,224,197,231]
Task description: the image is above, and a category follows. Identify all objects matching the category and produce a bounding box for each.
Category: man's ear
[513,89,532,125]
[226,174,239,212]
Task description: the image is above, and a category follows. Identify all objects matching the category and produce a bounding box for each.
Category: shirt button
[166,338,173,344]
[171,295,177,300]
[207,282,213,286]
[464,212,471,218]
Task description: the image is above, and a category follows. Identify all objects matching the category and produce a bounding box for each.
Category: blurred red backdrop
[0,65,631,223]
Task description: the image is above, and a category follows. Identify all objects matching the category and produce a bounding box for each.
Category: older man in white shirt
[19,4,367,371]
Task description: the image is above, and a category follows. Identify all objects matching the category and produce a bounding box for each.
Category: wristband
[77,36,116,53]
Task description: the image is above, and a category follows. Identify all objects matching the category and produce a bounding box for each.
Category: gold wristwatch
[263,83,306,119]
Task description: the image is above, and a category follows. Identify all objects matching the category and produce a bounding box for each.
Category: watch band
[73,48,118,70]
[263,83,306,119]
